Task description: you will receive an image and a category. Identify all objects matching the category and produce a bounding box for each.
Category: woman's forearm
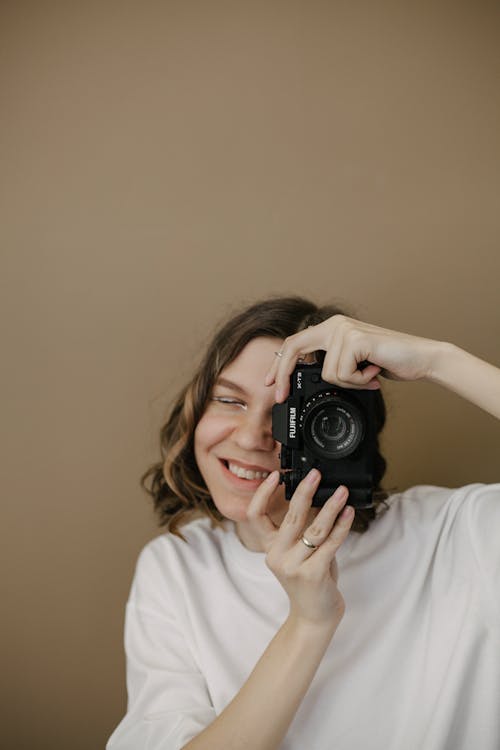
[428,342,500,420]
[182,615,338,750]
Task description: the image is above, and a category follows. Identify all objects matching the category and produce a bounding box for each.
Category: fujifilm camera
[272,362,380,509]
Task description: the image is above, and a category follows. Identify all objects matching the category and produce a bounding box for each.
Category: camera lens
[302,394,364,459]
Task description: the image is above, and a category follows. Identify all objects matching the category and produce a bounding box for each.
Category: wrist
[425,340,458,385]
[423,341,500,419]
[285,613,340,642]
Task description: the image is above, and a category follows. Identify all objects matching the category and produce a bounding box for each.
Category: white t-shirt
[107,483,500,750]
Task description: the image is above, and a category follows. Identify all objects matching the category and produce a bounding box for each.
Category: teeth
[227,462,269,480]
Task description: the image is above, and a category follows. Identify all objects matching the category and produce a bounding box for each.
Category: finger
[365,375,382,389]
[264,349,283,387]
[272,468,322,552]
[264,348,316,387]
[319,327,344,386]
[273,329,323,402]
[245,471,281,543]
[305,503,355,566]
[336,362,382,389]
[265,360,313,392]
[322,340,382,390]
[287,485,349,564]
[337,350,382,387]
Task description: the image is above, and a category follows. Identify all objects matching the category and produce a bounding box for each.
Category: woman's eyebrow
[214,377,248,396]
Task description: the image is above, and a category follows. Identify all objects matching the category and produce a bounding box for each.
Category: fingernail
[266,470,279,482]
[336,485,348,499]
[341,505,354,518]
[307,469,319,483]
[275,388,284,402]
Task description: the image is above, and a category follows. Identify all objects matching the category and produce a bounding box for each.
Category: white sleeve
[106,541,217,750]
[463,483,500,624]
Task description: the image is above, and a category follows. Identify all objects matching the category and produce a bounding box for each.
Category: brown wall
[1,2,499,748]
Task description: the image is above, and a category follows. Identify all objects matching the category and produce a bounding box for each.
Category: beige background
[1,2,499,748]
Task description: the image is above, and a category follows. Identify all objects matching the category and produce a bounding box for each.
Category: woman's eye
[211,397,247,409]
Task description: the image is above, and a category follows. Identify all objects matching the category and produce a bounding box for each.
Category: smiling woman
[194,338,284,530]
[139,297,388,539]
[107,295,500,750]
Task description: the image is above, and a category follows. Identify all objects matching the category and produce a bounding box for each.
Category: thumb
[245,471,281,546]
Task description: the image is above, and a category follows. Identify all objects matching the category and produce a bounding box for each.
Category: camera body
[272,363,379,509]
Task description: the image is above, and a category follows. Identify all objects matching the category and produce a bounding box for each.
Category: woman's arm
[265,316,500,421]
[184,471,353,750]
[183,614,337,750]
[428,341,500,420]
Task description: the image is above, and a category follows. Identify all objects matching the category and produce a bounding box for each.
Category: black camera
[272,363,379,509]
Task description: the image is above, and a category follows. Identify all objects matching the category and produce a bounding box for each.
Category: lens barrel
[302,393,365,459]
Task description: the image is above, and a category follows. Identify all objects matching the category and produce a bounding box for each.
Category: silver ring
[274,351,283,358]
[300,535,318,550]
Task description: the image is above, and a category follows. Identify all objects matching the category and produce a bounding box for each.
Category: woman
[107,296,500,750]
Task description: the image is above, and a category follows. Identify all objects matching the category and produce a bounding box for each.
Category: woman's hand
[246,469,354,629]
[265,314,443,402]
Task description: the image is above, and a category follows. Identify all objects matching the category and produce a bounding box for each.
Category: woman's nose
[232,413,275,452]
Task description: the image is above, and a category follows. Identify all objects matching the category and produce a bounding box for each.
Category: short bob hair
[141,296,389,539]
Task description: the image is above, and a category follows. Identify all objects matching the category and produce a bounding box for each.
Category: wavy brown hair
[140,296,389,540]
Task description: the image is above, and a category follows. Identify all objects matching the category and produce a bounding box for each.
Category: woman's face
[194,336,288,531]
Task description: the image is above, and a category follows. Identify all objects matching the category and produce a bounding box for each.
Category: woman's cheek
[194,412,234,450]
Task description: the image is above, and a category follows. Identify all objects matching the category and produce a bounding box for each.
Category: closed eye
[211,397,247,410]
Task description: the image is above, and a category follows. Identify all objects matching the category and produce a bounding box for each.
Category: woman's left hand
[265,315,443,403]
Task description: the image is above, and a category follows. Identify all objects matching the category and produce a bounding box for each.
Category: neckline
[223,520,270,578]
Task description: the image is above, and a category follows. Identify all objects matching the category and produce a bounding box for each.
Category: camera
[272,363,380,509]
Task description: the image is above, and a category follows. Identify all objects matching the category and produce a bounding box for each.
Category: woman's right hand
[245,468,354,629]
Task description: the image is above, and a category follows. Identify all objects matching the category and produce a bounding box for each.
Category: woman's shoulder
[379,482,500,539]
[384,482,499,513]
[129,516,233,613]
[135,515,232,578]
[368,482,500,566]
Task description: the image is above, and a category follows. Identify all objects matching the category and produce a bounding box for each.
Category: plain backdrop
[1,2,499,748]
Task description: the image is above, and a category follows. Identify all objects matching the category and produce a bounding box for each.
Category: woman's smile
[194,337,285,522]
[218,457,272,489]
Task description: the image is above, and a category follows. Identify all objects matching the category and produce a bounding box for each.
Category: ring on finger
[274,351,283,358]
[301,534,319,550]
